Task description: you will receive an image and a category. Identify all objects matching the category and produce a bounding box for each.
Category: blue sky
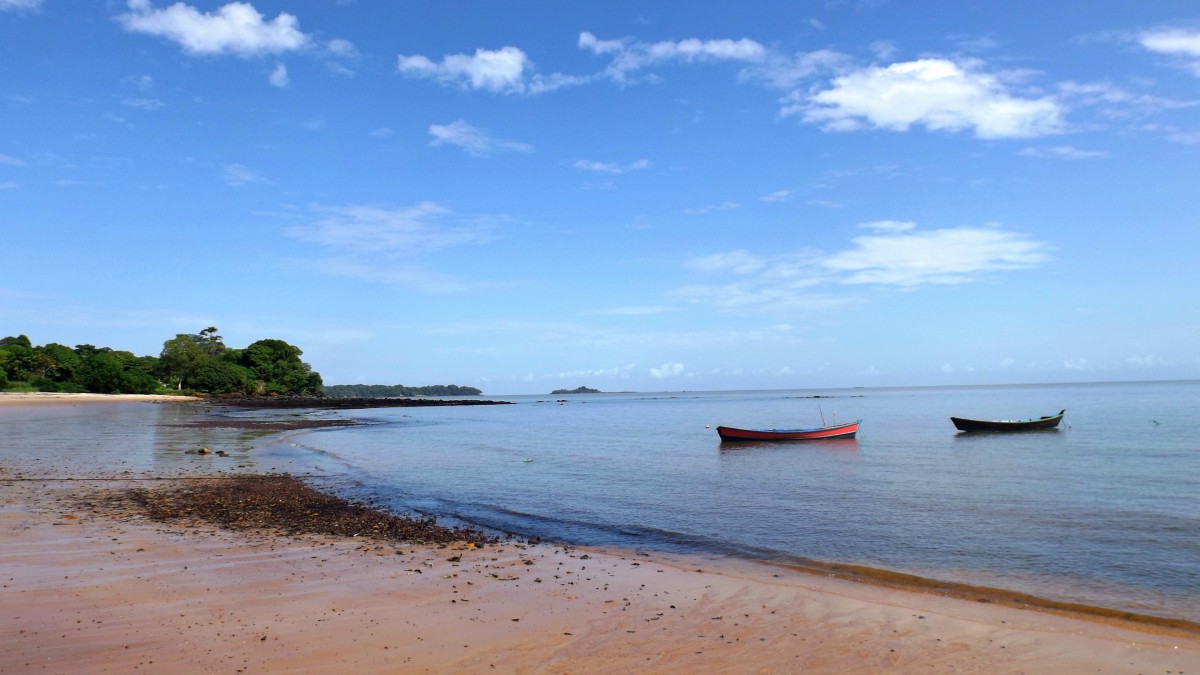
[2,1,1198,394]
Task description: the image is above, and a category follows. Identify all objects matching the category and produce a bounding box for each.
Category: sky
[2,1,1198,395]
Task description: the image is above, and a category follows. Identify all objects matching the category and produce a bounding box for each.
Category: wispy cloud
[0,0,41,11]
[793,58,1065,139]
[222,163,269,186]
[674,222,1052,313]
[580,31,766,84]
[286,203,495,254]
[649,362,686,378]
[684,201,739,216]
[826,221,1051,286]
[0,181,18,189]
[0,153,26,167]
[121,97,165,110]
[1018,145,1108,160]
[573,158,650,174]
[1138,27,1200,76]
[269,63,289,87]
[760,190,793,202]
[581,305,675,317]
[429,120,531,157]
[398,46,585,95]
[119,0,311,57]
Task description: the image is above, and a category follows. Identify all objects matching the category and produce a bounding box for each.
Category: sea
[2,380,1197,623]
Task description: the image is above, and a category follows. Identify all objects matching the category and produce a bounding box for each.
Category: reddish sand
[2,395,1197,672]
[2,476,1197,674]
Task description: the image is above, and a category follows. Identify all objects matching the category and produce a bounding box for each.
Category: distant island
[323,384,483,398]
[550,386,601,395]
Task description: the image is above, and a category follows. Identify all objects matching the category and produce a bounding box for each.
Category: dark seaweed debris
[114,474,498,546]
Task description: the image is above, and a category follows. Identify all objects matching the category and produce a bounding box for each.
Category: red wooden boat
[950,409,1065,432]
[716,419,860,441]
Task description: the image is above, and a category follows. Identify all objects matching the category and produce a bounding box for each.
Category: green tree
[240,339,322,395]
[77,352,124,393]
[0,342,36,382]
[0,335,32,349]
[159,334,210,389]
[187,360,250,394]
[36,343,81,382]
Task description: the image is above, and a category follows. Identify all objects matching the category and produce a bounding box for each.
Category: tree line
[322,384,482,398]
[0,327,322,396]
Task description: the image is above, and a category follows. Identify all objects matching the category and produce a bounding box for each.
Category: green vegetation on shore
[0,327,322,396]
[550,386,601,394]
[323,383,482,398]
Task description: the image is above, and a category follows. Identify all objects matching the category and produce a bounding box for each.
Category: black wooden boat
[950,409,1065,432]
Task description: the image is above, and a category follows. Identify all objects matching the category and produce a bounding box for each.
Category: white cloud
[1018,145,1108,160]
[795,58,1066,139]
[573,158,650,174]
[399,46,543,94]
[580,31,766,84]
[0,0,41,10]
[675,222,1051,313]
[686,250,767,275]
[824,224,1051,286]
[222,163,269,186]
[649,362,686,378]
[1063,357,1090,371]
[286,203,495,254]
[684,201,739,216]
[429,120,532,157]
[369,127,394,138]
[1139,27,1200,75]
[858,220,916,233]
[122,97,165,110]
[1127,354,1167,367]
[119,0,310,57]
[326,38,357,58]
[760,190,793,202]
[746,49,851,90]
[0,153,26,166]
[269,63,288,87]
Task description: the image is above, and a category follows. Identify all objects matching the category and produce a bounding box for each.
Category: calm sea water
[272,380,1200,622]
[1,381,1196,623]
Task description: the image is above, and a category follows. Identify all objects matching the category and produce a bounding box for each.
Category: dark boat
[716,419,861,441]
[950,409,1065,432]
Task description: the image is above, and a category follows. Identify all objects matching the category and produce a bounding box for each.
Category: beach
[2,397,1198,673]
[0,392,197,407]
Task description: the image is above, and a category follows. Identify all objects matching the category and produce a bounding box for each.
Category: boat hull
[717,420,860,441]
[950,410,1065,432]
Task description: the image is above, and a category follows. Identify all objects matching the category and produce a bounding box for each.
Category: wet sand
[2,401,1198,672]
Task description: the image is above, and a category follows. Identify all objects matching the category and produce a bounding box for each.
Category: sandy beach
[0,392,198,407]
[2,399,1198,673]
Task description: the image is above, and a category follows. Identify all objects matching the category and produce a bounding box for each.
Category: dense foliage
[0,327,323,396]
[323,383,482,398]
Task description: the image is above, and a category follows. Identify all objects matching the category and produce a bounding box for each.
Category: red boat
[716,419,861,441]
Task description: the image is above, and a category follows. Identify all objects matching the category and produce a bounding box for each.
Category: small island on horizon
[550,386,602,395]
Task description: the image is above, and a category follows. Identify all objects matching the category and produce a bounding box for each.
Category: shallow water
[1,382,1197,623]
[277,381,1200,622]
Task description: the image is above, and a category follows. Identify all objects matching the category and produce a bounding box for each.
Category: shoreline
[3,472,1198,672]
[3,399,1199,671]
[0,392,198,406]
